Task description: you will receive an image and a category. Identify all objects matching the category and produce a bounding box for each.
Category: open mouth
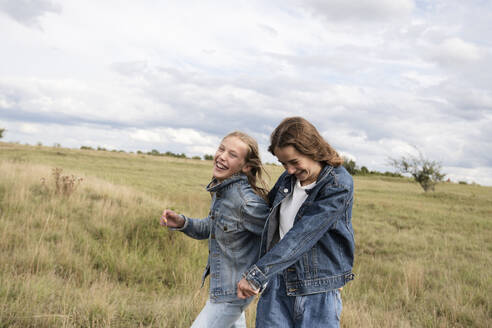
[215,161,228,170]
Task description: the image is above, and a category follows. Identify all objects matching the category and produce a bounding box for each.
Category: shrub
[389,150,445,192]
[41,168,83,197]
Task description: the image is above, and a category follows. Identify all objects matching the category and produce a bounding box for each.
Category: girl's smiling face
[274,145,323,186]
[213,136,250,181]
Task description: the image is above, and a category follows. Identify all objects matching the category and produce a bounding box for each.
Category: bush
[41,168,83,197]
[203,154,214,160]
[389,150,445,192]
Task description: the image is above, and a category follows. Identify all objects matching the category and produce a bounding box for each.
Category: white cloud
[430,37,482,67]
[444,166,492,186]
[298,0,415,22]
[0,0,61,28]
[19,123,39,134]
[402,71,447,88]
[130,130,162,143]
[1,0,492,185]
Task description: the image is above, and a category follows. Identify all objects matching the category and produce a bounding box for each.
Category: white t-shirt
[279,179,316,239]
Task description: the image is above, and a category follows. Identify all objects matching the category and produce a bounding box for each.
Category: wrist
[177,215,185,228]
[169,215,188,231]
[242,271,261,291]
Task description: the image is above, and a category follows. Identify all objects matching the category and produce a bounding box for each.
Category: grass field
[1,142,491,327]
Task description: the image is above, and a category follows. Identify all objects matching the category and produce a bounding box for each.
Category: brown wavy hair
[268,117,344,167]
[224,131,269,200]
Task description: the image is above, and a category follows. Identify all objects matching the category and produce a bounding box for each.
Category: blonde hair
[268,117,344,167]
[223,131,269,200]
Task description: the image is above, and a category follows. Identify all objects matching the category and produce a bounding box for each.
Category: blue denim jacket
[177,174,269,303]
[244,164,355,296]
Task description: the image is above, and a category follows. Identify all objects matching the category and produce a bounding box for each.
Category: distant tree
[80,146,94,150]
[360,166,369,175]
[0,128,5,139]
[342,158,358,175]
[389,150,445,192]
[192,156,201,160]
[203,154,214,160]
[149,149,160,156]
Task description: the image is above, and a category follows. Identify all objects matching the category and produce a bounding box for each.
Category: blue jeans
[256,274,342,328]
[191,298,251,328]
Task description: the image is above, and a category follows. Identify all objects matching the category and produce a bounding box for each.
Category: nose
[216,151,226,161]
[285,164,296,175]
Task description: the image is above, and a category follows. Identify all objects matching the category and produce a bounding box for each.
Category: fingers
[159,210,168,226]
[237,279,258,299]
[160,209,184,228]
[237,287,246,299]
[159,216,167,226]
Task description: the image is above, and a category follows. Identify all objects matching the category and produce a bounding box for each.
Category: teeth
[216,162,227,170]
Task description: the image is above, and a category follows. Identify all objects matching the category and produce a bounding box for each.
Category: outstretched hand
[237,277,259,299]
[160,209,185,229]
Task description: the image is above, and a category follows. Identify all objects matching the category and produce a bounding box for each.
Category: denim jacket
[177,174,269,303]
[243,164,355,296]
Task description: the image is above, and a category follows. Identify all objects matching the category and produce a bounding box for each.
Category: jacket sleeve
[243,183,351,289]
[241,197,269,236]
[173,215,211,240]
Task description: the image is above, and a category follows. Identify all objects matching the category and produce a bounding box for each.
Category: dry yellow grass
[0,142,491,327]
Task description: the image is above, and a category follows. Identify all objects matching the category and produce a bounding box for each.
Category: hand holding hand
[237,277,259,299]
[160,209,185,228]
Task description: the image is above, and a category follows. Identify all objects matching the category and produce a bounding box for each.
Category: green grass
[1,142,491,327]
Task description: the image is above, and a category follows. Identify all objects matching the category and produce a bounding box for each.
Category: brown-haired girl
[238,117,355,328]
[160,131,269,327]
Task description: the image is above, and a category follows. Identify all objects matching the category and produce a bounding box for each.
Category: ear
[241,164,252,174]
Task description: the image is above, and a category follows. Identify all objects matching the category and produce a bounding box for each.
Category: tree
[360,166,369,175]
[0,128,5,139]
[389,150,445,192]
[342,158,357,175]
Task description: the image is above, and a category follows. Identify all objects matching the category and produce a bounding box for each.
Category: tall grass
[0,160,208,327]
[1,142,491,327]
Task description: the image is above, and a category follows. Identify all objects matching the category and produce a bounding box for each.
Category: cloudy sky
[1,0,491,185]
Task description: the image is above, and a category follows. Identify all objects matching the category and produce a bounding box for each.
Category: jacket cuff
[243,265,267,290]
[169,215,189,231]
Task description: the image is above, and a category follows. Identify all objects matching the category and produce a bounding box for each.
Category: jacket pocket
[215,215,242,251]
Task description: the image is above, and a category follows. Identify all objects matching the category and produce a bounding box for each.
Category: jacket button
[283,188,289,193]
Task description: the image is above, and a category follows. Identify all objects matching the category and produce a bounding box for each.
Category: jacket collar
[280,164,334,195]
[206,173,247,192]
